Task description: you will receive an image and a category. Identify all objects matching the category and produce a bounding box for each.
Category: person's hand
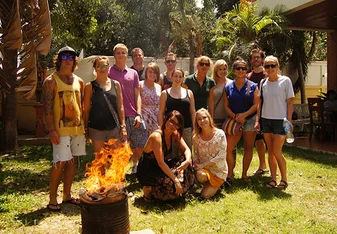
[235,113,246,124]
[174,181,183,195]
[254,122,260,133]
[120,126,127,142]
[49,130,60,145]
[133,116,142,128]
[177,160,190,172]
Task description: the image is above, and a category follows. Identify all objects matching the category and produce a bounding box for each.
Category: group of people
[42,44,294,211]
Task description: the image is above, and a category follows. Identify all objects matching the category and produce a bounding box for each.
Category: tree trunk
[1,49,18,151]
[189,33,195,74]
[297,61,306,104]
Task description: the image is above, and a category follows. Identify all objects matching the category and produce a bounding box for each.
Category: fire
[84,139,132,196]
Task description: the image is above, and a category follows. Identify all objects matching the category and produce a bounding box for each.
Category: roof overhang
[286,0,337,32]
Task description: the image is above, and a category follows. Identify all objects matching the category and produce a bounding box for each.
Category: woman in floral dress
[193,108,228,199]
[140,62,162,135]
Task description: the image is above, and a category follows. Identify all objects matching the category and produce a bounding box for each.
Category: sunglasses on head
[61,54,75,61]
[235,67,247,71]
[264,64,277,69]
[199,62,210,67]
[166,59,176,64]
[96,64,109,69]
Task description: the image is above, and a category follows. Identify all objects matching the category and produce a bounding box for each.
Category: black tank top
[162,73,173,90]
[165,89,192,128]
[88,80,118,130]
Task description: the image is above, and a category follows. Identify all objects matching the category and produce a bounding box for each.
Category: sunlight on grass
[0,144,336,233]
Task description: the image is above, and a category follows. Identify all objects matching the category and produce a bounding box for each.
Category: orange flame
[84,139,132,195]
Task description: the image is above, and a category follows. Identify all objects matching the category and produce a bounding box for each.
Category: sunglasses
[199,62,210,67]
[96,64,109,69]
[264,64,277,69]
[61,54,75,61]
[168,119,180,128]
[166,60,176,64]
[235,67,247,71]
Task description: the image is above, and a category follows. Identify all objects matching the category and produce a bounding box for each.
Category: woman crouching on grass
[136,110,194,202]
[193,108,228,199]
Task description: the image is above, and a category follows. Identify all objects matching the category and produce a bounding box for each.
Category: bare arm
[41,76,59,144]
[209,86,215,119]
[188,89,196,129]
[134,87,142,128]
[83,82,92,142]
[287,98,294,130]
[175,132,192,170]
[115,81,127,140]
[158,91,167,127]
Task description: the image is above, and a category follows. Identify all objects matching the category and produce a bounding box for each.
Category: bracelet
[136,113,142,118]
[120,124,126,128]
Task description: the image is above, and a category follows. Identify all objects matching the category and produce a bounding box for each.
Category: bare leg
[264,133,278,181]
[143,186,152,200]
[196,170,208,183]
[201,182,218,199]
[62,157,77,201]
[49,161,66,205]
[92,140,105,154]
[255,139,267,170]
[132,147,144,173]
[272,135,287,182]
[226,135,242,179]
[242,131,256,179]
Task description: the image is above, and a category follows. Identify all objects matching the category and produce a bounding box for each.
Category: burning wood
[80,139,132,203]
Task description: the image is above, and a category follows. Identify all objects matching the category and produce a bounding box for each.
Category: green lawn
[0,143,336,234]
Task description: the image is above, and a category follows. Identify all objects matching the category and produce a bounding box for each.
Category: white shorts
[52,135,86,163]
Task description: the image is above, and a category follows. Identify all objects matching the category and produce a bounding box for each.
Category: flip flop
[254,168,269,175]
[47,203,61,212]
[62,197,80,205]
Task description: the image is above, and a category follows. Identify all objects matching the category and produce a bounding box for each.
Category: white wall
[255,0,313,12]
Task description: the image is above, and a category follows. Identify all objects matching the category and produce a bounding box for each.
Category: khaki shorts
[52,135,86,163]
[88,127,119,141]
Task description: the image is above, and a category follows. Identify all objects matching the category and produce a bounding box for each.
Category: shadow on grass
[16,203,81,226]
[283,145,337,168]
[221,175,292,201]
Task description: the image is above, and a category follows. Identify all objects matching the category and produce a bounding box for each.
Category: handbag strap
[259,78,267,118]
[101,82,121,129]
[214,87,224,111]
[244,80,251,110]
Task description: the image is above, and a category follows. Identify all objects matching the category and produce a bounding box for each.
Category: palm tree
[0,0,51,150]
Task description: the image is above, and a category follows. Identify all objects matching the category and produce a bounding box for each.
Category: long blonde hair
[194,108,215,136]
[212,59,228,83]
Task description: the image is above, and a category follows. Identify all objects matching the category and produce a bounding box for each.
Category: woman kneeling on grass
[193,108,228,199]
[136,110,194,201]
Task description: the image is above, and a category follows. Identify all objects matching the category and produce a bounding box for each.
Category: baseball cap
[57,46,77,56]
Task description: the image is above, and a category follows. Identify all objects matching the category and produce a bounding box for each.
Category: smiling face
[165,54,177,70]
[234,62,248,78]
[197,58,211,74]
[250,52,263,68]
[171,69,184,86]
[196,111,209,129]
[146,68,157,82]
[59,53,75,71]
[216,64,228,80]
[94,57,109,77]
[114,47,128,64]
[263,56,279,76]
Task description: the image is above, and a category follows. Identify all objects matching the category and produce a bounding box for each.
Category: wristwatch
[136,113,142,118]
[120,124,126,128]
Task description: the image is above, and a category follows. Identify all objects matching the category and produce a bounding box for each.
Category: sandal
[47,203,61,212]
[222,177,234,188]
[266,179,277,188]
[254,168,269,175]
[241,177,252,183]
[276,180,288,190]
[143,196,154,203]
[62,197,80,206]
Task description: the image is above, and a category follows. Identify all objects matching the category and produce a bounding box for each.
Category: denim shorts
[52,135,86,163]
[243,115,256,132]
[126,116,148,148]
[261,118,285,135]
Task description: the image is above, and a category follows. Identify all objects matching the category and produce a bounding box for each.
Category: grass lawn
[0,143,336,234]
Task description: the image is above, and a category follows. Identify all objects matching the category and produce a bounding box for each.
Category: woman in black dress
[137,110,194,201]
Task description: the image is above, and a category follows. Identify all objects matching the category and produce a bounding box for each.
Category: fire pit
[80,139,132,234]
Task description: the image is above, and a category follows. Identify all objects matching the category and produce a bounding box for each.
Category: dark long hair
[162,110,184,139]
